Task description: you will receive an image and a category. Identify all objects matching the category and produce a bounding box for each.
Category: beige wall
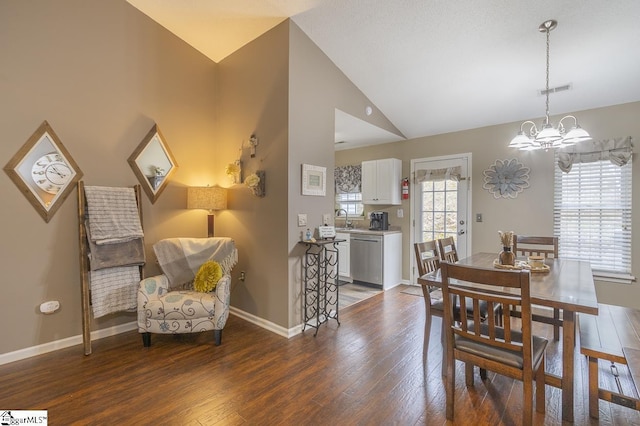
[215,21,291,327]
[336,101,640,309]
[0,0,220,354]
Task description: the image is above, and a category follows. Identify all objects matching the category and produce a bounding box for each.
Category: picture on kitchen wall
[301,164,326,196]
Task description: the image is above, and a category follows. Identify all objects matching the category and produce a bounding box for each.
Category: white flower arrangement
[244,171,264,197]
[245,173,260,188]
[225,160,241,184]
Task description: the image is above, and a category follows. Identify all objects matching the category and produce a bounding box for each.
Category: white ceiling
[127,0,640,150]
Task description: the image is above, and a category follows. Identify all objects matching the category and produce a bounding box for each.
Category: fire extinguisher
[402,178,409,200]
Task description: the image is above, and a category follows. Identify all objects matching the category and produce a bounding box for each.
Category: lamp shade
[187,186,227,211]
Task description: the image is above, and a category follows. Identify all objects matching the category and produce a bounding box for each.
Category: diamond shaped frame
[4,121,83,222]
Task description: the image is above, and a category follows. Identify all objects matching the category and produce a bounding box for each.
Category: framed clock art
[4,121,83,222]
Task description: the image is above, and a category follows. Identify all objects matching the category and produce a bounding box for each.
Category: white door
[411,154,471,282]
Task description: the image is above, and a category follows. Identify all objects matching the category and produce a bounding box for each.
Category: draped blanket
[153,237,238,289]
[90,265,141,318]
[84,185,145,317]
[84,186,144,245]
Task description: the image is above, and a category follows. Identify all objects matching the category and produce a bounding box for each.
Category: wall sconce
[249,134,259,158]
[187,186,227,237]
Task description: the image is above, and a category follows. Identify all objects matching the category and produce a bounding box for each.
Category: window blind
[553,158,632,275]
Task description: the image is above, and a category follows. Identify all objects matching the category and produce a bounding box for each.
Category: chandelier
[509,20,591,151]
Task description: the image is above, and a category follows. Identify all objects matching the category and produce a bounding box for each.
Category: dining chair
[513,235,561,341]
[414,241,445,363]
[437,236,459,263]
[440,262,548,426]
[414,241,501,377]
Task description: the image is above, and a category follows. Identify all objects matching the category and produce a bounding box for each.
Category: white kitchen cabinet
[336,232,350,280]
[361,158,402,205]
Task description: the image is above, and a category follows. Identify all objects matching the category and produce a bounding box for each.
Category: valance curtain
[334,165,361,194]
[415,166,462,183]
[557,136,633,173]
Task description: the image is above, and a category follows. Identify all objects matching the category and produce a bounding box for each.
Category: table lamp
[187,186,227,237]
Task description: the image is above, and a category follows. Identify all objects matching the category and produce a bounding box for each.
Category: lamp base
[208,214,214,238]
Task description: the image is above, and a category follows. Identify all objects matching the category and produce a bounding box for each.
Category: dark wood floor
[1,285,639,425]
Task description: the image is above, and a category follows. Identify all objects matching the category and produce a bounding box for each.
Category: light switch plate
[298,214,307,227]
[322,213,332,225]
[397,208,404,218]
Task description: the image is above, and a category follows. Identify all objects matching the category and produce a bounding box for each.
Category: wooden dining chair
[414,241,501,376]
[437,236,459,263]
[441,262,548,426]
[513,235,561,341]
[414,241,445,363]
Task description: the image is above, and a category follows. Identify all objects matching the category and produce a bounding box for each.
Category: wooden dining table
[418,252,599,423]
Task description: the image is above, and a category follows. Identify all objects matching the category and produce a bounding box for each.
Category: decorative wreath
[193,260,223,292]
[482,159,530,199]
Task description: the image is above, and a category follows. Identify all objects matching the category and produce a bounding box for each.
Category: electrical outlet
[322,213,332,225]
[397,208,404,218]
[298,214,307,227]
[40,300,60,314]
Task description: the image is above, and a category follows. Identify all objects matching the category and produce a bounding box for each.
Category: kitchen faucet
[335,208,352,228]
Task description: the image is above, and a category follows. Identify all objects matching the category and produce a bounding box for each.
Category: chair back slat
[513,235,558,259]
[437,237,459,263]
[414,241,440,276]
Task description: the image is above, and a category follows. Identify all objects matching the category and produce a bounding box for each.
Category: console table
[299,239,344,335]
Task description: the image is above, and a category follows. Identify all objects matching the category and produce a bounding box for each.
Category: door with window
[412,154,471,282]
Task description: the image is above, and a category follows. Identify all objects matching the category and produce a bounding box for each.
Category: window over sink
[335,165,364,218]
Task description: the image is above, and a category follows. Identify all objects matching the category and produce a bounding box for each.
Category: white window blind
[335,192,364,217]
[553,159,632,276]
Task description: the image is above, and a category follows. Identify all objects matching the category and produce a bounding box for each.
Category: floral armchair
[137,237,237,347]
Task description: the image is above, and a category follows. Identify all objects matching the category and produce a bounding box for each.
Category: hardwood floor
[1,285,639,425]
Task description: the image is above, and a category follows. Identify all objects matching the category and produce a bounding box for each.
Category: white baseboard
[1,310,303,366]
[229,307,302,338]
[0,321,138,366]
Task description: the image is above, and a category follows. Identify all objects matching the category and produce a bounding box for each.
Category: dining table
[418,252,599,423]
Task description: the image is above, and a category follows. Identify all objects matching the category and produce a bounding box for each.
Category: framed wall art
[4,121,83,222]
[128,124,178,204]
[302,164,326,196]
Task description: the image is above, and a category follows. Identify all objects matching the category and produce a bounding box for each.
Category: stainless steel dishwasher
[350,234,383,285]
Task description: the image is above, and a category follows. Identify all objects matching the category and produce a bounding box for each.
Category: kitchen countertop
[335,227,402,236]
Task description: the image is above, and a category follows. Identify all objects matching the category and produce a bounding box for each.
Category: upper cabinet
[362,158,402,205]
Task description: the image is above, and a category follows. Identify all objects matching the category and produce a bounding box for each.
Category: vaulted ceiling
[127,0,640,149]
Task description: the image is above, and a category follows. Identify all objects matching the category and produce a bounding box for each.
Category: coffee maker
[369,211,389,231]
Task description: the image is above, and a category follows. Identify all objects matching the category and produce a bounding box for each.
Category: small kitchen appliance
[369,211,389,231]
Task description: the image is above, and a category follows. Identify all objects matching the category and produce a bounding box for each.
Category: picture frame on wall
[301,164,326,196]
[3,121,83,222]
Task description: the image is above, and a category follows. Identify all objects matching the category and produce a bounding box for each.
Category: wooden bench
[579,303,640,418]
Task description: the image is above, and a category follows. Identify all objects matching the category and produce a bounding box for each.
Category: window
[335,164,363,218]
[419,179,459,243]
[335,192,364,217]
[553,158,632,280]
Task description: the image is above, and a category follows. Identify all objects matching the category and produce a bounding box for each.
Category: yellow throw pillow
[194,260,223,292]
